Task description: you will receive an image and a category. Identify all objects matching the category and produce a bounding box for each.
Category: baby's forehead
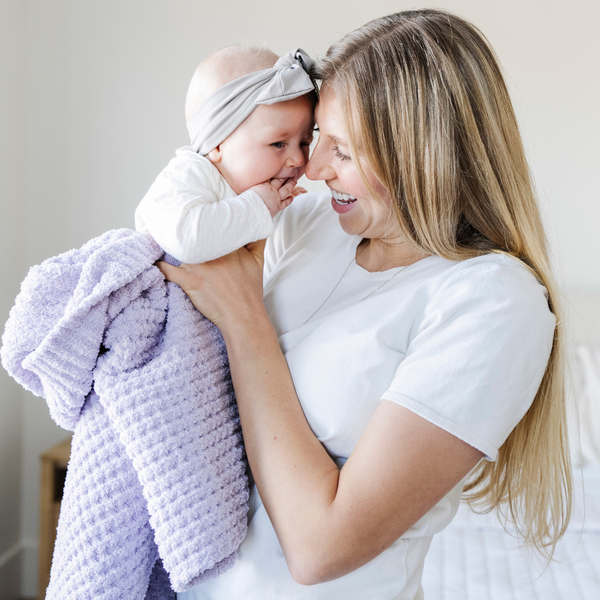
[249,98,315,132]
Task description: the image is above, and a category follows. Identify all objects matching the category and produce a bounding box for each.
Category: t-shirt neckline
[346,235,440,282]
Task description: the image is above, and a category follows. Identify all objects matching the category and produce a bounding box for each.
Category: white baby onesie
[135,146,273,263]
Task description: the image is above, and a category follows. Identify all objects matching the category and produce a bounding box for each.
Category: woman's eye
[333,145,351,162]
[272,141,285,149]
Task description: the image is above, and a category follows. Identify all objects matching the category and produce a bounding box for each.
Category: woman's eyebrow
[329,134,349,147]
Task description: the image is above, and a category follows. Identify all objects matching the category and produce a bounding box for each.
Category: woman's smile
[305,85,398,239]
[330,187,358,213]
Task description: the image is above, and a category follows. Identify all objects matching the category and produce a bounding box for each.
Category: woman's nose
[305,142,334,181]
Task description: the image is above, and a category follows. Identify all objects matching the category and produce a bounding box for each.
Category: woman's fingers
[155,260,179,283]
[156,261,189,286]
[154,244,268,331]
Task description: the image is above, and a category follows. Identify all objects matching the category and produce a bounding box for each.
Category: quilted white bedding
[422,463,600,599]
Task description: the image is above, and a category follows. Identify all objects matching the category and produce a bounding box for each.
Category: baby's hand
[251,178,298,218]
[291,185,308,197]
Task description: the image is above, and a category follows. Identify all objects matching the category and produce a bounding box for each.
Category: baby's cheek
[240,156,272,188]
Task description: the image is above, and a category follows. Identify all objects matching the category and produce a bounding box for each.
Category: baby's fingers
[280,196,294,210]
[292,186,308,197]
[278,178,297,199]
[269,178,287,190]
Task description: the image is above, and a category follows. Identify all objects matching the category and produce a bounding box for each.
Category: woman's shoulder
[422,252,555,331]
[385,252,557,463]
[436,252,547,295]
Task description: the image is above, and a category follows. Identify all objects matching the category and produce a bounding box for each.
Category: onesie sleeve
[381,256,556,461]
[135,147,273,263]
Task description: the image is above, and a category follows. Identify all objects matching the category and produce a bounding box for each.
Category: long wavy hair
[317,9,572,558]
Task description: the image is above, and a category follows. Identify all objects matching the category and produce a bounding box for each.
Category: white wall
[1,0,598,597]
[0,1,26,598]
[17,0,600,285]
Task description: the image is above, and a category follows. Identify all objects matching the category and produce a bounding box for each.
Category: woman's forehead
[315,87,350,146]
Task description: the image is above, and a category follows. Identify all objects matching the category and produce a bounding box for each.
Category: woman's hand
[156,239,267,331]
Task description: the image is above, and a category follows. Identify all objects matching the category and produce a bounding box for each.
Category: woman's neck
[355,237,428,272]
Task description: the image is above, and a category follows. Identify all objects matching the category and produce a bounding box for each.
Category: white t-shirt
[179,193,556,600]
[135,147,273,263]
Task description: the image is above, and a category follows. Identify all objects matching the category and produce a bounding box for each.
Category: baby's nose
[286,146,305,168]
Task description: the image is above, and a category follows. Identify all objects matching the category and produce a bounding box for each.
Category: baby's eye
[271,141,286,149]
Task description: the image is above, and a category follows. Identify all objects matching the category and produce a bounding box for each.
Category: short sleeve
[381,255,556,461]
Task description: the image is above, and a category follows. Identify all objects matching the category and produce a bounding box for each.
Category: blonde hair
[318,9,572,558]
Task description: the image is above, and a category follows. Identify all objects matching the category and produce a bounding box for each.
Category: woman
[165,9,572,600]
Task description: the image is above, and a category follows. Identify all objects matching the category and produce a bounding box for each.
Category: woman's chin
[336,214,365,238]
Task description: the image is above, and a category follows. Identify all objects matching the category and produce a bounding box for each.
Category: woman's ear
[207,145,222,164]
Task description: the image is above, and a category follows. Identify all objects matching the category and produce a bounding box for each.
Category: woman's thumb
[156,260,182,283]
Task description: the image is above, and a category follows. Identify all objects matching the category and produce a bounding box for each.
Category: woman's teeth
[331,189,357,204]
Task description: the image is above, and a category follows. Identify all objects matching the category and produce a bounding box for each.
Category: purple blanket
[1,229,249,599]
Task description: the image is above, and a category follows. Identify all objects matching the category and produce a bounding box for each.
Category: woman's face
[305,85,402,242]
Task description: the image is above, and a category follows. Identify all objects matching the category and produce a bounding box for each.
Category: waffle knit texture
[1,229,249,599]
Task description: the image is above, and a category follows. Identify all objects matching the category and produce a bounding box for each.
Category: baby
[135,46,317,263]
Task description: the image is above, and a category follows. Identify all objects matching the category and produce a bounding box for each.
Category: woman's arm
[158,243,483,585]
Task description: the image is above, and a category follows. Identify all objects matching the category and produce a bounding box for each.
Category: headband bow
[187,48,317,155]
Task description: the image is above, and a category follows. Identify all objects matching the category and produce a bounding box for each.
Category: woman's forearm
[220,311,342,579]
[220,309,483,585]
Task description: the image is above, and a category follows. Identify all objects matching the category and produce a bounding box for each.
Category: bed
[422,462,600,599]
[422,290,600,599]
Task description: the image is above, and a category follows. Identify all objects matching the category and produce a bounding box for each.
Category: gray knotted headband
[187,48,317,155]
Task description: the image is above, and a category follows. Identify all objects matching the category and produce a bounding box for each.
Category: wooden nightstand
[38,437,71,599]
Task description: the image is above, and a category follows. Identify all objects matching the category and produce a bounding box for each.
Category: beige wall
[1,1,598,597]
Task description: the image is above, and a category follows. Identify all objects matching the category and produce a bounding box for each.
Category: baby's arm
[135,149,281,264]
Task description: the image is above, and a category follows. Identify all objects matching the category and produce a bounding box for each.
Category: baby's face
[210,95,314,195]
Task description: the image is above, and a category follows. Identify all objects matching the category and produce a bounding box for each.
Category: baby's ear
[207,145,222,164]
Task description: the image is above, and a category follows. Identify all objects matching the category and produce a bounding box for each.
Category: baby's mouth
[277,166,303,181]
[330,189,357,205]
